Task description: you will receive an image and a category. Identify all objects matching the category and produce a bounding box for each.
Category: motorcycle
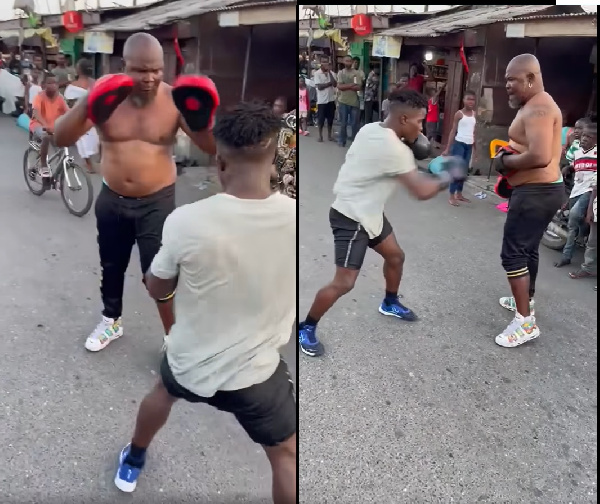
[541,167,573,250]
[542,207,570,250]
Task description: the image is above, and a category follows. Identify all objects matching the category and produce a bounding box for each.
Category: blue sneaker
[378,299,418,321]
[299,322,324,357]
[114,444,143,493]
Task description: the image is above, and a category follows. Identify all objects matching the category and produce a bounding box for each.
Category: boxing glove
[87,74,134,125]
[494,175,513,199]
[404,133,431,160]
[437,156,468,188]
[172,75,220,131]
[493,145,519,176]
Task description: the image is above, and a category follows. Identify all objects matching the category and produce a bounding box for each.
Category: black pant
[317,101,335,128]
[364,100,379,124]
[501,182,564,297]
[95,183,176,319]
[160,356,296,446]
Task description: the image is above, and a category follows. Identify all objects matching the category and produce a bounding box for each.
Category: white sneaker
[161,335,168,353]
[499,296,535,317]
[85,316,123,352]
[495,312,540,348]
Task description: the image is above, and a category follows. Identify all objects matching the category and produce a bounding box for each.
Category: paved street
[0,115,295,504]
[299,134,597,503]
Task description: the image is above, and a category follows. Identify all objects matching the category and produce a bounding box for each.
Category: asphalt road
[298,134,597,503]
[0,115,295,504]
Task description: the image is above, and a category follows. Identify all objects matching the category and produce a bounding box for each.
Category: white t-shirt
[28,84,42,103]
[151,192,296,398]
[312,68,336,105]
[570,144,597,199]
[331,122,416,238]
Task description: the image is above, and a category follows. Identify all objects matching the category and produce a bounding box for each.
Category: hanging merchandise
[318,14,333,29]
[351,14,372,36]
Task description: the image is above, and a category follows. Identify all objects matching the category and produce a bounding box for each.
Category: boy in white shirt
[555,122,597,268]
[299,89,468,357]
[114,102,297,503]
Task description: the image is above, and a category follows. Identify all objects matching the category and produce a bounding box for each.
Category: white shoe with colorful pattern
[495,313,540,348]
[85,316,123,352]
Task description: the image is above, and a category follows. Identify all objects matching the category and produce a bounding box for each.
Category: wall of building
[195,13,295,110]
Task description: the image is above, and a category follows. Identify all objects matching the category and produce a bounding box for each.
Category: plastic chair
[487,139,509,180]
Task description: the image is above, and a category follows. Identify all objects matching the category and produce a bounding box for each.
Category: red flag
[459,39,469,74]
[173,25,185,76]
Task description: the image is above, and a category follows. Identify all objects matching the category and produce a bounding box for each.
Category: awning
[89,0,295,32]
[0,27,57,47]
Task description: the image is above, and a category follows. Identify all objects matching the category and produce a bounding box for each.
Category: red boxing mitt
[87,74,134,125]
[494,175,514,199]
[493,145,520,199]
[172,75,219,131]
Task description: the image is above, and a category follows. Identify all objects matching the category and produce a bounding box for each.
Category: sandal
[568,269,595,279]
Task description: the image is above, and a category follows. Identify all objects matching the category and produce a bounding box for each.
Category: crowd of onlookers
[1,49,100,174]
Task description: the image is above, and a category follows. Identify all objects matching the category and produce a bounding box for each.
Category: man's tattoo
[529,107,548,118]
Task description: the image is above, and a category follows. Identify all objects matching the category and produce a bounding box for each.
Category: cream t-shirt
[331,122,416,238]
[151,192,296,398]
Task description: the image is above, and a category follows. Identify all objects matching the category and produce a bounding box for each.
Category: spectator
[441,90,478,206]
[312,56,337,143]
[336,55,361,147]
[364,66,380,124]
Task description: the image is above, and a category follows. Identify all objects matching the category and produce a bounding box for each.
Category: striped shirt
[570,144,597,199]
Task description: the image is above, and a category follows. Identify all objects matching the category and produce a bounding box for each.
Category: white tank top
[455,111,476,145]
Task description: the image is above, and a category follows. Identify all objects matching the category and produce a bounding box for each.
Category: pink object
[496,202,509,213]
[299,88,308,112]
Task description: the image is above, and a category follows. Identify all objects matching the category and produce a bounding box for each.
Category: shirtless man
[54,33,218,351]
[493,54,564,348]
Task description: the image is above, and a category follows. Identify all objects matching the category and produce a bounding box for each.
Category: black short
[501,182,564,276]
[160,356,296,447]
[95,183,176,275]
[317,101,335,127]
[330,207,393,270]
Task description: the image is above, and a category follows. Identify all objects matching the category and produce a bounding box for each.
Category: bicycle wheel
[23,147,47,196]
[59,162,94,217]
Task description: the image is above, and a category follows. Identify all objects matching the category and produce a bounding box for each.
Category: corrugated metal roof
[89,0,294,32]
[503,12,597,22]
[378,5,554,38]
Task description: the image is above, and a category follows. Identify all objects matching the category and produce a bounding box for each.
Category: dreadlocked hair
[387,88,428,110]
[213,101,281,150]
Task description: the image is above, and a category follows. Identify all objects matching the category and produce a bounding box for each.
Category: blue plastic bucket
[17,113,30,132]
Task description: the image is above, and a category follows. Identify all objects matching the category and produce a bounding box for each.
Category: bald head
[505,53,544,109]
[123,33,164,102]
[506,53,541,74]
[123,32,163,61]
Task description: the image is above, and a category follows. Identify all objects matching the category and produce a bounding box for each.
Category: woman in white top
[442,90,478,206]
[64,58,99,173]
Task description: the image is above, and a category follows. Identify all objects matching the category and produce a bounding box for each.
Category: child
[441,90,477,206]
[298,77,309,136]
[380,86,394,121]
[425,82,445,144]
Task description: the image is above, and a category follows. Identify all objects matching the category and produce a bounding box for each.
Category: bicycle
[23,135,94,217]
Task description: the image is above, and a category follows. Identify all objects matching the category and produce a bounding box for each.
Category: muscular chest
[101,99,180,145]
[507,112,528,147]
